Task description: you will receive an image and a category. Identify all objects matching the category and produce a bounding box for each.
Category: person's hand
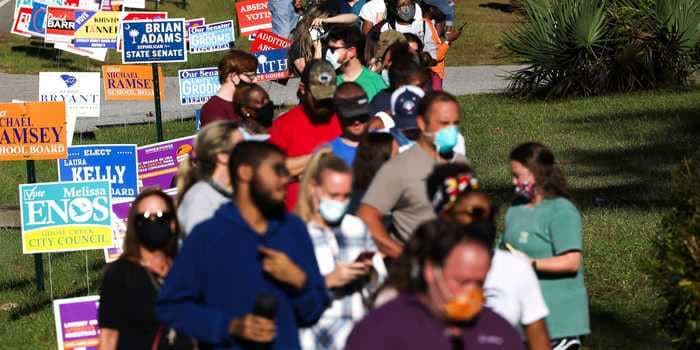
[258,246,308,289]
[326,262,371,288]
[228,314,276,343]
[507,245,532,264]
[311,18,325,29]
[446,28,463,43]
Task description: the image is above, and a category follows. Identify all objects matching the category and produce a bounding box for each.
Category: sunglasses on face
[134,210,174,226]
[343,114,370,125]
[327,46,348,54]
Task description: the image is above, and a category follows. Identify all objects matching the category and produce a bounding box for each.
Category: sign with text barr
[254,48,289,81]
[178,68,219,105]
[58,145,138,202]
[188,20,235,54]
[236,0,272,36]
[19,180,113,254]
[122,18,187,64]
[45,6,78,43]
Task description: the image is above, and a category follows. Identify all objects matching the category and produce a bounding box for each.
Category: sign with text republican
[12,6,33,38]
[0,102,67,161]
[27,1,49,37]
[58,145,139,202]
[188,20,235,54]
[45,6,78,43]
[122,18,187,64]
[19,180,113,254]
[138,135,194,196]
[178,67,219,105]
[254,48,289,81]
[39,72,101,118]
[53,296,100,350]
[104,201,129,263]
[116,11,168,51]
[250,29,291,52]
[236,0,272,36]
[73,10,120,48]
[102,65,165,101]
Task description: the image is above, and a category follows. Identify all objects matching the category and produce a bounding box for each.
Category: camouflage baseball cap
[301,60,337,100]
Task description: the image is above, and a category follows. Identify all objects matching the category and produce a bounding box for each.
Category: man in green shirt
[326,25,388,101]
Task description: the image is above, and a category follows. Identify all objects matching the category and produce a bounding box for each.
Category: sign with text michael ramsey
[0,102,67,161]
[19,180,113,254]
[58,145,139,202]
[122,18,187,64]
[102,65,165,101]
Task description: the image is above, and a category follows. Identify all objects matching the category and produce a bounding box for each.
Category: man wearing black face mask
[201,50,259,127]
[360,0,424,38]
[327,82,371,165]
[234,84,275,141]
[269,60,342,211]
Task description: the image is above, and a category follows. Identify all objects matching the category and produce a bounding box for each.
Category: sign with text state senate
[122,18,187,64]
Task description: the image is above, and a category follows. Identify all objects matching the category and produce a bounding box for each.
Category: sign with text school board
[189,20,235,54]
[73,10,120,49]
[250,29,291,52]
[53,295,100,350]
[178,68,219,105]
[236,0,272,36]
[105,201,129,263]
[254,48,289,81]
[58,145,139,203]
[122,19,187,64]
[0,102,67,161]
[19,180,113,254]
[39,72,100,118]
[138,135,194,196]
[102,65,165,101]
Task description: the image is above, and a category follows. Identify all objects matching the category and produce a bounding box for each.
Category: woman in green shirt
[502,142,590,350]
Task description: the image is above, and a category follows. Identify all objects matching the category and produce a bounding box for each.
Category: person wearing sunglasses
[99,188,194,350]
[157,141,329,350]
[327,82,371,166]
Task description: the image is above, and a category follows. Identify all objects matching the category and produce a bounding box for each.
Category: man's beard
[250,176,286,220]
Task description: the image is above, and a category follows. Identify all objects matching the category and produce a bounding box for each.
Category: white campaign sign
[39,72,101,118]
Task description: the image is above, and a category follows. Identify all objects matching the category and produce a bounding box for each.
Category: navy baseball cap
[391,85,425,130]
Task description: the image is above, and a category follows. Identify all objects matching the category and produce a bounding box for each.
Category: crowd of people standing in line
[96,1,590,349]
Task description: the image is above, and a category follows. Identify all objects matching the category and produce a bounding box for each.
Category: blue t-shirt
[329,137,358,165]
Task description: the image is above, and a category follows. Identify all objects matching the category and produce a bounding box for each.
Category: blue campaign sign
[188,20,235,54]
[254,48,289,81]
[57,144,138,202]
[178,67,220,105]
[27,1,48,37]
[122,18,187,64]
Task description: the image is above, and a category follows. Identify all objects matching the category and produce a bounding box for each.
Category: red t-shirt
[269,105,342,211]
[200,95,239,127]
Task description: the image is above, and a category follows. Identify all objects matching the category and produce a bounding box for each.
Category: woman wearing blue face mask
[502,142,590,350]
[295,148,386,350]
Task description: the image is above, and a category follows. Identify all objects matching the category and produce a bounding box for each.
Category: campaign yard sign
[236,0,272,36]
[178,68,219,105]
[73,10,120,48]
[28,1,49,37]
[58,145,138,202]
[39,72,100,118]
[19,180,113,254]
[53,296,100,350]
[45,6,78,43]
[102,65,165,101]
[250,29,291,52]
[188,20,235,54]
[12,6,33,38]
[122,18,187,64]
[254,48,289,81]
[185,18,205,44]
[116,11,168,52]
[0,102,67,161]
[104,201,129,263]
[138,135,194,196]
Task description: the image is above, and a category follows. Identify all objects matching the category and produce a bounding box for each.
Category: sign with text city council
[236,0,272,36]
[178,68,219,105]
[102,65,165,101]
[19,180,113,254]
[58,144,138,202]
[0,102,67,161]
[188,20,235,54]
[122,18,187,64]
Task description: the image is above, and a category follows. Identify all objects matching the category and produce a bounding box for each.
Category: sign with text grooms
[122,18,187,64]
[235,0,272,36]
[53,296,100,350]
[253,48,289,81]
[19,180,113,254]
[102,65,165,101]
[188,20,235,54]
[178,68,219,105]
[137,135,194,196]
[0,102,67,161]
[39,72,100,118]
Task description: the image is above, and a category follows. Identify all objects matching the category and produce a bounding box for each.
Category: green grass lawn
[0,0,516,74]
[1,89,697,348]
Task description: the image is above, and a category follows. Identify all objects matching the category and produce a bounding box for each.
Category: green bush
[651,151,700,349]
[501,0,700,98]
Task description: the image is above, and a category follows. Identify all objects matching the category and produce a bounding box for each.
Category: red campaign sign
[250,30,291,53]
[45,6,77,43]
[235,0,272,36]
[11,6,33,38]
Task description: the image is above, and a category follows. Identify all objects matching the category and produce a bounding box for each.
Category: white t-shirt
[359,0,424,38]
[484,250,550,331]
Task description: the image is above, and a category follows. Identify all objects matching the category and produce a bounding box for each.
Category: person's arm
[533,251,582,274]
[98,329,118,350]
[315,14,359,26]
[357,204,402,258]
[361,20,373,34]
[536,205,584,274]
[524,319,551,350]
[286,154,312,177]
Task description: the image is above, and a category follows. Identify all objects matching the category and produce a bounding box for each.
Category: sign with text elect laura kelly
[122,18,187,64]
[57,144,138,203]
[19,180,113,254]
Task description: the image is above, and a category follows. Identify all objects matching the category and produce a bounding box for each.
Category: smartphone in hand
[355,251,375,263]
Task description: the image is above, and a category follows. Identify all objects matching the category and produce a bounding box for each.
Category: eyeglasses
[327,46,348,54]
[272,162,291,178]
[134,210,174,226]
[240,72,257,81]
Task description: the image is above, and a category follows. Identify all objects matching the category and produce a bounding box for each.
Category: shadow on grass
[479,2,519,13]
[0,277,32,293]
[9,286,89,321]
[587,306,670,349]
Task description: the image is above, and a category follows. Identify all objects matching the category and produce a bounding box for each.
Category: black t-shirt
[99,258,193,350]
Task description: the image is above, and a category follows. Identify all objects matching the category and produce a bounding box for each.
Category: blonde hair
[176,121,240,204]
[295,148,353,222]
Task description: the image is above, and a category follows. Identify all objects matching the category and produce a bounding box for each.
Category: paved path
[0,65,521,132]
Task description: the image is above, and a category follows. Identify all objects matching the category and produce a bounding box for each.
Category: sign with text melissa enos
[138,135,194,196]
[39,72,100,118]
[73,10,120,48]
[0,102,67,161]
[188,20,235,54]
[116,11,168,51]
[12,6,33,38]
[104,201,129,263]
[254,48,289,81]
[122,18,187,64]
[102,65,165,101]
[236,0,272,36]
[250,29,291,52]
[27,1,49,37]
[58,144,138,202]
[53,295,100,350]
[19,180,113,254]
[45,6,78,43]
[178,67,219,105]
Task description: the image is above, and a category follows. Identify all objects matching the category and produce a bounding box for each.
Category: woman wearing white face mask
[295,148,386,350]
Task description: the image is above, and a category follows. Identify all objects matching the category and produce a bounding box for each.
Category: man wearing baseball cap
[269,60,342,211]
[328,82,371,165]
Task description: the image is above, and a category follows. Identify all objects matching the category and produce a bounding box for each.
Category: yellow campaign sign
[23,225,113,253]
[73,11,120,49]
